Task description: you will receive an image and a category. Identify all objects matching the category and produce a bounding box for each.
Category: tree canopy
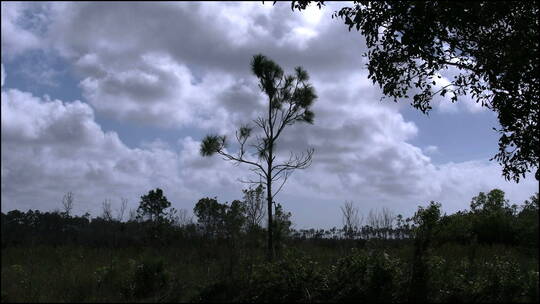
[136,188,172,223]
[288,1,539,182]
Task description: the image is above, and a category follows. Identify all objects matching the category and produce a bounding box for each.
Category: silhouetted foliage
[341,200,361,239]
[194,197,227,238]
[61,191,74,218]
[409,201,441,302]
[516,193,540,247]
[243,184,266,231]
[193,197,247,241]
[136,188,172,223]
[288,1,540,182]
[469,189,517,245]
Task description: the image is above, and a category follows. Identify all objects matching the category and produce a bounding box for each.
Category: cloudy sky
[1,2,537,229]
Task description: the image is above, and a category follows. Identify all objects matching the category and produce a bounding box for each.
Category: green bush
[194,279,244,303]
[240,249,326,303]
[125,256,170,299]
[94,264,115,288]
[478,256,531,302]
[326,249,406,302]
[525,269,539,303]
[427,255,539,302]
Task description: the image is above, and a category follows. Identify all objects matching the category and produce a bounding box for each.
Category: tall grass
[2,242,537,302]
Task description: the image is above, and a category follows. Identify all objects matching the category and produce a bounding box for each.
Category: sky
[1,1,538,229]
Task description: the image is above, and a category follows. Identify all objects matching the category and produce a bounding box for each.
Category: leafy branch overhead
[289,1,539,182]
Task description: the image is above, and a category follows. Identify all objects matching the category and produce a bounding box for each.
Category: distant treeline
[2,188,538,250]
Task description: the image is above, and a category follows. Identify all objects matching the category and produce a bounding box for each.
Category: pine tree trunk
[266,93,274,262]
[267,172,273,262]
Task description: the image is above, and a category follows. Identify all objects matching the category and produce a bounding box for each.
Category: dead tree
[116,197,128,222]
[341,200,361,239]
[102,199,113,221]
[61,191,74,217]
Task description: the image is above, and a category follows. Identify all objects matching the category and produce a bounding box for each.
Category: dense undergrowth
[1,243,537,303]
[1,189,538,302]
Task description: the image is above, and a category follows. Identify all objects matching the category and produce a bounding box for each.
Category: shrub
[477,256,531,302]
[326,249,406,302]
[193,279,244,303]
[427,255,539,302]
[241,249,326,303]
[525,270,539,303]
[123,256,169,299]
[94,265,115,288]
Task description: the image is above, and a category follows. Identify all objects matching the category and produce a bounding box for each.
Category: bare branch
[116,197,128,222]
[272,148,314,180]
[272,170,292,197]
[341,200,361,239]
[61,191,74,217]
[102,199,113,221]
[216,150,268,176]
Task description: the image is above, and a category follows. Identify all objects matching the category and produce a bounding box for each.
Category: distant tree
[412,201,442,245]
[366,208,383,238]
[243,184,266,230]
[437,211,473,245]
[135,189,177,245]
[200,54,317,261]
[174,208,193,227]
[116,197,128,222]
[194,197,227,238]
[225,200,247,240]
[363,207,395,239]
[470,188,508,213]
[61,191,74,218]
[340,200,361,239]
[136,188,172,223]
[288,1,539,182]
[516,193,539,247]
[128,208,138,222]
[410,201,442,302]
[380,207,395,239]
[469,189,516,244]
[394,214,410,239]
[193,197,248,243]
[101,199,113,221]
[521,192,539,213]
